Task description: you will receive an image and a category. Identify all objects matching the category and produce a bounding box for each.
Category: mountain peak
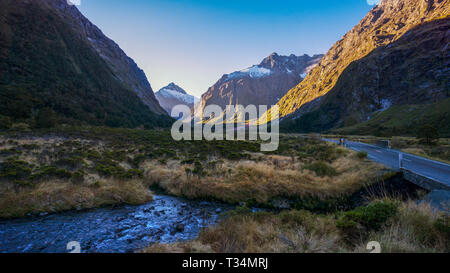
[259,53,324,73]
[159,83,187,94]
[155,83,199,118]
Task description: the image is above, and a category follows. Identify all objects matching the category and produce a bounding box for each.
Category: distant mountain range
[0,0,171,128]
[260,0,450,136]
[195,53,323,121]
[155,83,199,118]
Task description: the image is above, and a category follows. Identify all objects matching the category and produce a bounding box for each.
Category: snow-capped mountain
[155,83,199,118]
[196,53,323,121]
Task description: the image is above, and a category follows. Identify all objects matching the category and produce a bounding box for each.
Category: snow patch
[379,99,392,112]
[227,65,272,80]
[371,99,392,117]
[157,89,197,105]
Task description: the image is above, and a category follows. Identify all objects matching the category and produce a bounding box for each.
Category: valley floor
[0,126,447,253]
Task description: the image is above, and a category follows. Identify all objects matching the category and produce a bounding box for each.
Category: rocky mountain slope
[155,83,199,118]
[0,0,170,127]
[283,17,450,136]
[196,53,322,120]
[260,0,449,133]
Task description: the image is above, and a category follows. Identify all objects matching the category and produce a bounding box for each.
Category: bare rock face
[155,83,199,118]
[196,53,323,119]
[261,0,450,124]
[40,0,166,114]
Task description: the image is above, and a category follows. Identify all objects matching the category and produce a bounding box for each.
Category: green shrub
[206,161,218,170]
[95,164,123,177]
[31,166,72,180]
[302,161,338,177]
[434,215,450,243]
[224,206,252,217]
[55,157,83,170]
[0,158,32,181]
[71,171,85,183]
[86,150,102,160]
[158,159,167,165]
[131,154,146,168]
[0,148,21,156]
[10,123,31,131]
[34,107,58,128]
[356,151,368,159]
[20,144,40,150]
[417,125,439,145]
[336,200,398,245]
[120,169,144,179]
[192,161,205,176]
[0,115,12,129]
[181,158,195,165]
[340,200,398,230]
[297,152,309,160]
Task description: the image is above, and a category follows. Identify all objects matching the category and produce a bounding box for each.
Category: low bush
[0,115,12,129]
[0,158,32,181]
[31,166,73,180]
[356,151,368,159]
[302,161,338,177]
[336,200,398,244]
[341,200,398,230]
[10,123,30,131]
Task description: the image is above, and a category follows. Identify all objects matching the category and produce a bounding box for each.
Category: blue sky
[78,0,379,97]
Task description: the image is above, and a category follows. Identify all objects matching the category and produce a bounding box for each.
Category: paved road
[322,138,450,188]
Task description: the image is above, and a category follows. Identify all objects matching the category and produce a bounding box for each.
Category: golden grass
[143,152,382,205]
[0,179,153,218]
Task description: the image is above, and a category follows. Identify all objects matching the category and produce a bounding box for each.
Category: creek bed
[0,195,233,253]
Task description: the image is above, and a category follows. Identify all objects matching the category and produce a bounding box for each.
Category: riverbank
[0,179,153,219]
[144,199,449,253]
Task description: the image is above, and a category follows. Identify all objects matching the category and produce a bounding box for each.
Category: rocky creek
[0,195,233,253]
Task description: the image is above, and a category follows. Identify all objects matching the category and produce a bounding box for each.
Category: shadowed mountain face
[0,0,171,128]
[196,53,322,119]
[260,0,449,129]
[282,18,450,136]
[155,83,199,118]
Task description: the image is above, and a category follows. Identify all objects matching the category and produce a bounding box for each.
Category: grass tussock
[143,200,449,253]
[0,179,152,218]
[143,151,382,207]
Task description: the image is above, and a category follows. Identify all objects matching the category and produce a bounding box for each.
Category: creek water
[0,195,233,253]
